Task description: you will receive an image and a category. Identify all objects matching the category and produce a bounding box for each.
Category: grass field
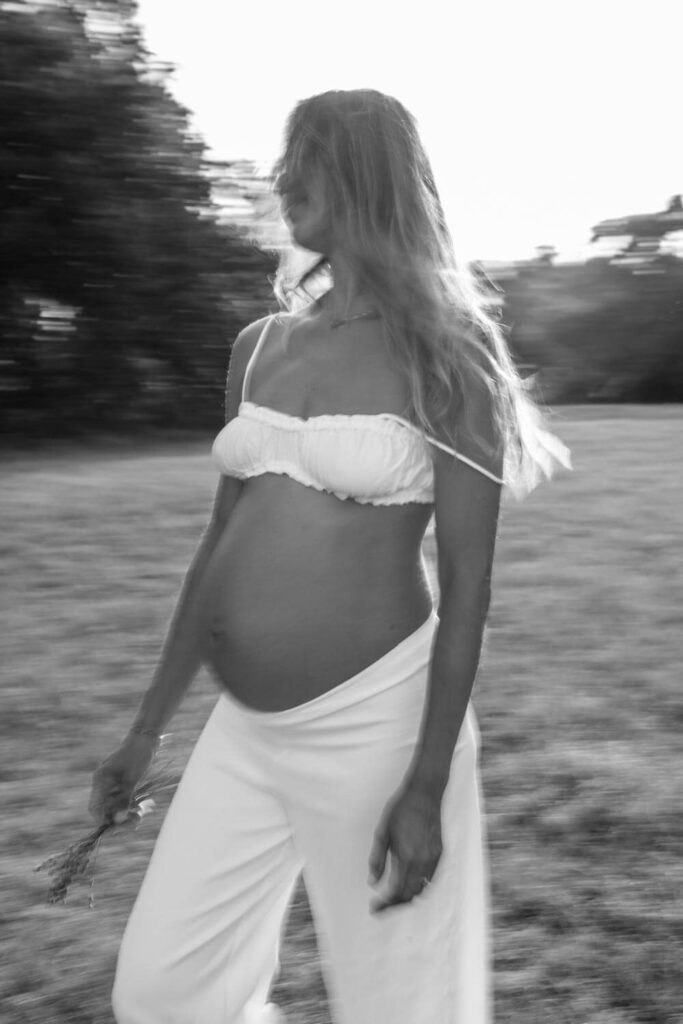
[1,407,682,1024]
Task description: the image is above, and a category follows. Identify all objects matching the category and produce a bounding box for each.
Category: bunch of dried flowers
[35,762,177,907]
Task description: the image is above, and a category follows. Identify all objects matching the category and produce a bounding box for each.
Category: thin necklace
[328,309,380,330]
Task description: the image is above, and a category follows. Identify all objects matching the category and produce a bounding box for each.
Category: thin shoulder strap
[241,316,277,402]
[425,434,505,485]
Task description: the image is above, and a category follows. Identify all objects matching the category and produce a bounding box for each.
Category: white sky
[136,0,681,260]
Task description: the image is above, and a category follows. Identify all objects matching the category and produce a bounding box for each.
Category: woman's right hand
[89,732,158,826]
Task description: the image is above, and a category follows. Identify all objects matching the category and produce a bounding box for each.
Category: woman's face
[277,163,334,254]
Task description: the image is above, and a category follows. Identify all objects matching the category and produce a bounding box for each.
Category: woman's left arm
[407,438,502,792]
[369,379,503,912]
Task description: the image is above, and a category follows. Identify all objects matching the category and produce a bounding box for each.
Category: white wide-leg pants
[112,612,491,1024]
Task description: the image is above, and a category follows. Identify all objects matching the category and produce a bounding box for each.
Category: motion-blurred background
[2,2,681,1023]
[2,0,683,433]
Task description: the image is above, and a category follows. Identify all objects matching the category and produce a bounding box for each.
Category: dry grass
[1,407,681,1024]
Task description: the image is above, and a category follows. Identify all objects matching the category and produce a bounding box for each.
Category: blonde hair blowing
[272,89,569,497]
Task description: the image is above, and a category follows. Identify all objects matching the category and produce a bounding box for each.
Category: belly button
[209,617,224,641]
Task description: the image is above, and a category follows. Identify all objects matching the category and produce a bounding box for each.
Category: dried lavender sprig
[35,824,109,904]
[35,762,178,905]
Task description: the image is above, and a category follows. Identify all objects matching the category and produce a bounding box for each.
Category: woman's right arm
[89,320,266,823]
[125,472,242,738]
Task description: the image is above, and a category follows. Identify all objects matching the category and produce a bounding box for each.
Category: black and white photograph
[1,1,681,1022]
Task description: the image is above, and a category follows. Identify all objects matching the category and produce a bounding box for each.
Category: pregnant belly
[198,477,433,711]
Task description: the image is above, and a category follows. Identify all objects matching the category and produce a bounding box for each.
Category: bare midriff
[197,474,435,712]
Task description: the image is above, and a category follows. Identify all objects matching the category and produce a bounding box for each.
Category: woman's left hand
[368,780,444,914]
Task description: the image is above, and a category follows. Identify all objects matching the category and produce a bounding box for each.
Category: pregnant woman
[90,89,567,1024]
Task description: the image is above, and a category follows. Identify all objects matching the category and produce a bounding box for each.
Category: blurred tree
[591,195,683,252]
[0,0,275,434]
[502,256,683,402]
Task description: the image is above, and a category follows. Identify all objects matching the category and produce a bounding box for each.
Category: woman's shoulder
[235,313,277,347]
[228,313,276,367]
[237,308,308,347]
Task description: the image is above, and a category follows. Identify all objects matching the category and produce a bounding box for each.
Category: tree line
[501,254,683,403]
[1,0,681,441]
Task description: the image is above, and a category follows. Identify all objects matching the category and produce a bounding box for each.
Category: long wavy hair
[271,89,569,496]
